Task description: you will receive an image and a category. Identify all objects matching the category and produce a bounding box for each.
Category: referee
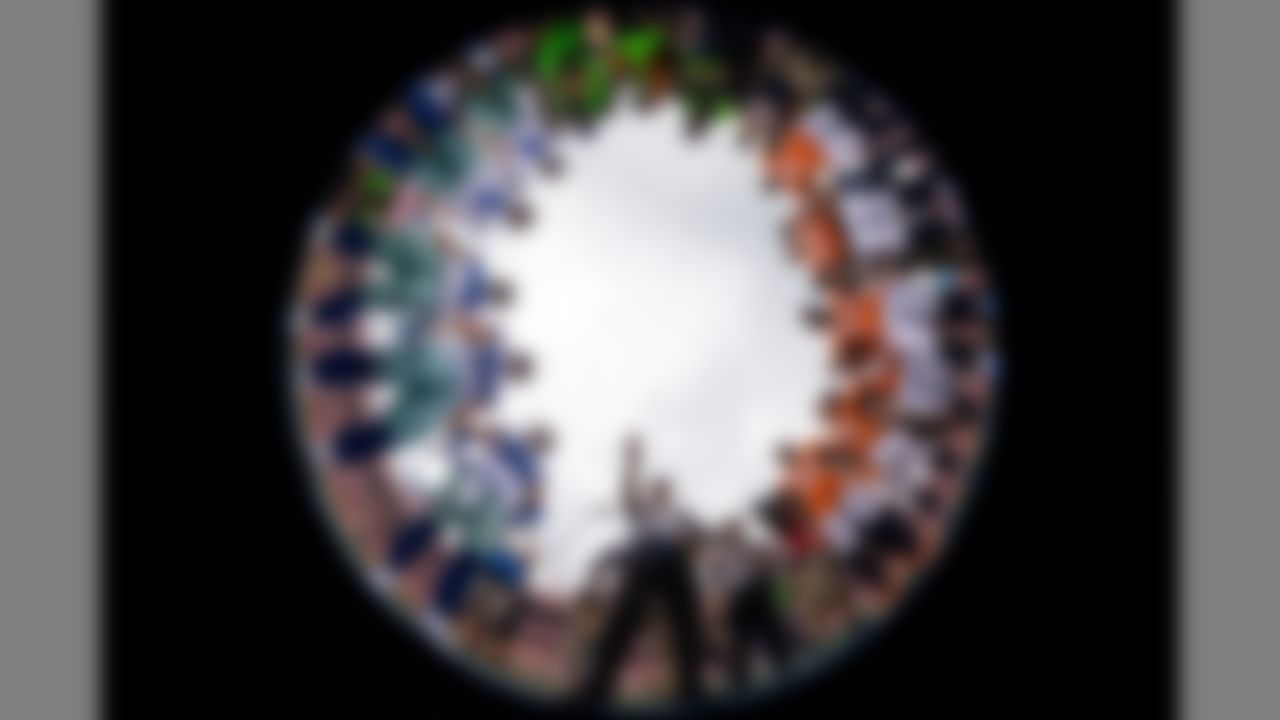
[576,435,706,706]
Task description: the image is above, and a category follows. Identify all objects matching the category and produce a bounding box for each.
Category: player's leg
[577,555,654,704]
[659,550,705,702]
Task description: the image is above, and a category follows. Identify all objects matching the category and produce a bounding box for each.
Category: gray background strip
[1183,0,1280,718]
[0,0,95,718]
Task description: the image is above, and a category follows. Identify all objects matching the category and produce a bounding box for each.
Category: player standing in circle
[703,519,794,690]
[575,434,706,706]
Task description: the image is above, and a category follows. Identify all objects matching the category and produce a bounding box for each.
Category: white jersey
[824,482,894,553]
[896,345,952,418]
[800,102,869,181]
[448,435,522,516]
[428,323,475,399]
[821,509,858,554]
[890,150,932,188]
[884,269,945,356]
[873,428,933,501]
[454,144,521,230]
[837,188,907,262]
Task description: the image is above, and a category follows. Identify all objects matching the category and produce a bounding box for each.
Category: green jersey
[464,70,522,134]
[679,53,736,121]
[413,128,473,195]
[533,19,614,121]
[382,339,459,445]
[616,24,667,75]
[366,229,444,309]
[352,166,397,224]
[533,20,582,81]
[431,472,510,552]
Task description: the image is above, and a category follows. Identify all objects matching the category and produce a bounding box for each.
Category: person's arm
[620,434,645,517]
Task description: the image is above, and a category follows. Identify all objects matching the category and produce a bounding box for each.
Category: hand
[621,433,647,507]
[622,432,644,463]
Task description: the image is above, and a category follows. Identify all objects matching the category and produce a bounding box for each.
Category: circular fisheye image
[288,5,999,713]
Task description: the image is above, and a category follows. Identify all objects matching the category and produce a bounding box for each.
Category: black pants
[727,576,792,688]
[577,544,704,705]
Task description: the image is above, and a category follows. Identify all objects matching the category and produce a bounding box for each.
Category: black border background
[110,1,1173,718]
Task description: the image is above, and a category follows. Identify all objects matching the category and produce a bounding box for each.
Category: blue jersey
[463,181,512,225]
[330,220,374,260]
[464,338,505,407]
[453,149,519,228]
[515,128,550,166]
[312,346,377,388]
[403,82,451,137]
[311,284,364,327]
[359,131,413,175]
[433,548,525,617]
[454,259,490,313]
[332,420,392,465]
[511,86,552,168]
[494,433,542,525]
[494,433,540,487]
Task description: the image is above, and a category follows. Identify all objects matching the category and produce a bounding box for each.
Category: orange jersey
[825,288,886,361]
[863,354,903,403]
[792,205,850,281]
[827,364,898,475]
[768,127,825,194]
[781,443,844,520]
[830,402,883,473]
[805,468,843,519]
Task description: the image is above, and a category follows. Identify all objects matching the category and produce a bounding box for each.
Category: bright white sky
[398,99,830,598]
